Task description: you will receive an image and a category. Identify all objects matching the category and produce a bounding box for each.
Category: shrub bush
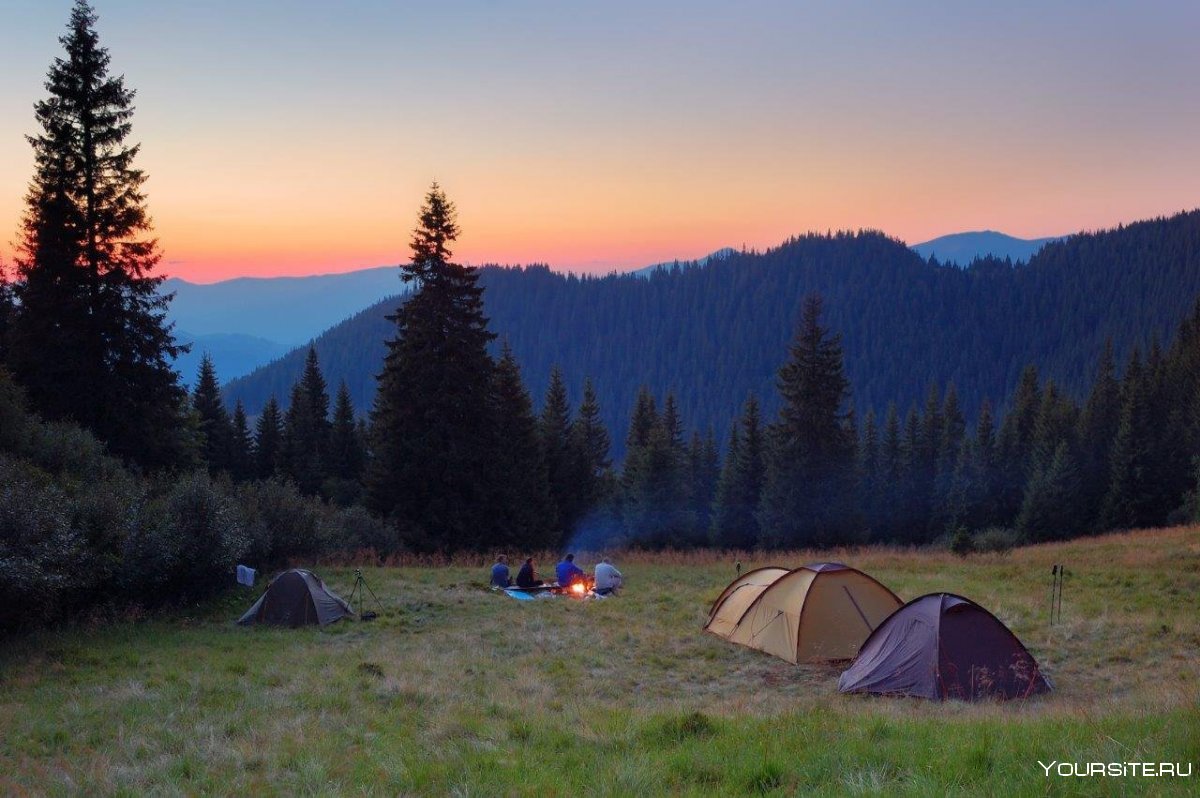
[971,526,1022,555]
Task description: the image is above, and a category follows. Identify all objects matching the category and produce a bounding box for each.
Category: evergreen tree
[625,386,658,454]
[570,377,612,512]
[712,393,765,548]
[758,296,856,547]
[932,385,966,533]
[1101,351,1157,529]
[283,347,330,495]
[328,381,364,478]
[623,416,693,548]
[365,185,498,549]
[254,396,284,479]
[229,401,254,482]
[1017,441,1083,542]
[687,429,721,544]
[192,354,231,474]
[325,380,365,505]
[996,365,1042,522]
[539,366,575,537]
[1076,342,1121,529]
[491,344,555,548]
[899,407,924,542]
[7,0,188,470]
[878,404,903,539]
[970,399,999,527]
[859,408,881,538]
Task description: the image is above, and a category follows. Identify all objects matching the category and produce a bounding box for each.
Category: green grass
[2,527,1199,796]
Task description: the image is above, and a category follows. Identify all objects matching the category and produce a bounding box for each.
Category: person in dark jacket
[516,557,543,588]
[555,553,586,586]
[490,555,512,588]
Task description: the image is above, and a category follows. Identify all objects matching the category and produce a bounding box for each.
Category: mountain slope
[225,211,1200,460]
[164,266,405,345]
[912,231,1061,265]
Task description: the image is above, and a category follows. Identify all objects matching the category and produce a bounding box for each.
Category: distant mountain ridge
[224,211,1200,461]
[911,231,1061,265]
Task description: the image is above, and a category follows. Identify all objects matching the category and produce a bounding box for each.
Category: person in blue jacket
[490,554,512,588]
[555,553,586,586]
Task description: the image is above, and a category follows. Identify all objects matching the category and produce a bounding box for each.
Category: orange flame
[571,582,587,596]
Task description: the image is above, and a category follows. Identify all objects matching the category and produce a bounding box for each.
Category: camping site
[2,526,1197,795]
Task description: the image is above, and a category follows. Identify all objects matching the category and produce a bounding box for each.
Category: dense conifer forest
[225,211,1200,460]
[3,0,1200,629]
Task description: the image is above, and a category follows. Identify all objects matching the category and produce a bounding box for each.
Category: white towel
[236,564,257,587]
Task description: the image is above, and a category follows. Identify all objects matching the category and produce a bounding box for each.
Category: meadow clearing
[1,527,1198,796]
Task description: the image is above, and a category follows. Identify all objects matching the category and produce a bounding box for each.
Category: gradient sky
[2,1,1199,283]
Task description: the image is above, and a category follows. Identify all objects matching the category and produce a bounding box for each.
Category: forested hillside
[224,210,1200,459]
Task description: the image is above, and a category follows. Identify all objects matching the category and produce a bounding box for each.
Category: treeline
[3,2,1200,638]
[224,211,1200,462]
[0,370,393,630]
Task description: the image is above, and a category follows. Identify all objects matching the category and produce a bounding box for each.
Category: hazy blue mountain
[174,332,292,387]
[912,231,1061,265]
[164,251,730,382]
[163,266,405,345]
[224,211,1200,462]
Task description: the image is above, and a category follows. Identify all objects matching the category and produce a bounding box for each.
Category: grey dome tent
[838,593,1051,701]
[237,569,354,627]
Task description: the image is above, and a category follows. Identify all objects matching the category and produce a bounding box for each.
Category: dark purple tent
[838,593,1051,701]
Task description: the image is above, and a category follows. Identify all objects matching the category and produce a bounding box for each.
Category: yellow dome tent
[705,562,902,663]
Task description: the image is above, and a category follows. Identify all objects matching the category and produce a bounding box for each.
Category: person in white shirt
[593,558,623,595]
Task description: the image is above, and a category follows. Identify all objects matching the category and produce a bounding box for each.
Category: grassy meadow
[1,527,1198,796]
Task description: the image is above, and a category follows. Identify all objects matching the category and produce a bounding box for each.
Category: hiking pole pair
[1049,564,1065,624]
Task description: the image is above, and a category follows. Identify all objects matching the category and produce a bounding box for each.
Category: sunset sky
[2,1,1199,283]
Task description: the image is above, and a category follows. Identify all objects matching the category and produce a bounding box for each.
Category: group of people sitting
[490,553,623,596]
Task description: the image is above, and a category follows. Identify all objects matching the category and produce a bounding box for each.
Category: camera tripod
[347,568,383,621]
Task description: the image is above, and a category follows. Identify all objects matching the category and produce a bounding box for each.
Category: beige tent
[704,563,902,663]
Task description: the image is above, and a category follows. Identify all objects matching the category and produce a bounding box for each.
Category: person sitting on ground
[490,554,512,588]
[555,553,586,587]
[593,557,623,595]
[515,557,544,588]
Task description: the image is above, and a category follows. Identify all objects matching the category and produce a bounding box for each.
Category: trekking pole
[1056,565,1065,624]
[1049,565,1059,625]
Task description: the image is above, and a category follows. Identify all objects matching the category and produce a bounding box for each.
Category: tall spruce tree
[8,0,188,470]
[328,381,364,480]
[570,378,612,513]
[229,400,254,482]
[254,395,284,479]
[858,409,881,538]
[878,404,903,539]
[1017,441,1083,542]
[712,393,765,548]
[1076,342,1121,528]
[687,428,721,545]
[758,296,856,548]
[325,380,365,505]
[996,365,1042,522]
[193,354,231,474]
[623,412,693,548]
[1101,350,1157,529]
[283,347,331,495]
[491,344,555,549]
[365,185,498,550]
[539,366,575,537]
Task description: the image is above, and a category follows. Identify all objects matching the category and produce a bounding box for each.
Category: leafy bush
[0,456,90,627]
[971,527,1022,555]
[322,504,397,554]
[236,478,329,567]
